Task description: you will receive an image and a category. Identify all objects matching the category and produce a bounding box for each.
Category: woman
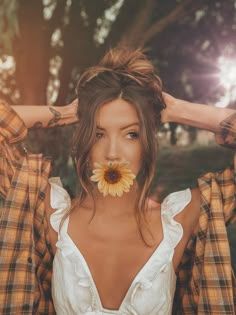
[44,48,235,314]
[0,47,235,314]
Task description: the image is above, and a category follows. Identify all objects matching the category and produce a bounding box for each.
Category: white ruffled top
[49,177,191,315]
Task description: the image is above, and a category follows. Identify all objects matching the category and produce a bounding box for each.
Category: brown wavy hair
[68,47,166,246]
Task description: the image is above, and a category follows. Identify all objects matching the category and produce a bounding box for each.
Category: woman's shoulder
[150,187,201,236]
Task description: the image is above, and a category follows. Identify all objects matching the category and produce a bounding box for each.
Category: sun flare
[218,57,236,90]
[216,56,236,107]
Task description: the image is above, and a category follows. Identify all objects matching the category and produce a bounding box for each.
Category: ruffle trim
[49,177,71,232]
[161,188,192,249]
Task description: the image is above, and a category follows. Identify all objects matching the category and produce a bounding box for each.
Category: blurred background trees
[1,0,235,107]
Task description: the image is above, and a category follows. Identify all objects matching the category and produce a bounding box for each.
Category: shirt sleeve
[215,112,236,149]
[214,112,236,222]
[198,162,236,224]
[0,99,27,144]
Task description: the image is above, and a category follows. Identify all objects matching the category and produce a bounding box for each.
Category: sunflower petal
[92,169,104,175]
[110,184,118,196]
[90,175,100,182]
[102,181,109,196]
[120,177,132,186]
[94,162,103,169]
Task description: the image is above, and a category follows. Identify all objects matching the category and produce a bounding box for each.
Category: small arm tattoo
[48,107,61,127]
[220,112,236,133]
[30,121,43,129]
[218,112,236,149]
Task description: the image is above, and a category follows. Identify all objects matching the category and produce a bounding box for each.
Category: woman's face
[89,98,143,177]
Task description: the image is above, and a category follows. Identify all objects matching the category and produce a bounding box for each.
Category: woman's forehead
[96,98,139,128]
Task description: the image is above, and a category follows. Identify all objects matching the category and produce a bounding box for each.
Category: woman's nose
[105,139,121,161]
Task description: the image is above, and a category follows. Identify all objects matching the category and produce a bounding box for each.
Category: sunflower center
[104,168,121,184]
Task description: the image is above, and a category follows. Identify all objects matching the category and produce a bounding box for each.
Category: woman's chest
[54,227,178,313]
[67,216,164,310]
[68,209,164,281]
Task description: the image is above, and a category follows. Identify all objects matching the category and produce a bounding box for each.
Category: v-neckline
[63,210,165,312]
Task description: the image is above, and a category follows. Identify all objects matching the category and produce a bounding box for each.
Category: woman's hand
[161,92,178,123]
[56,98,79,127]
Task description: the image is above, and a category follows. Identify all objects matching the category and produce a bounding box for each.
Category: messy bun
[100,47,162,90]
[77,47,165,122]
[71,47,166,246]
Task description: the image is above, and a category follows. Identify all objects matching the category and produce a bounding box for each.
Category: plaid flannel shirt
[174,114,236,314]
[0,100,235,314]
[0,100,54,314]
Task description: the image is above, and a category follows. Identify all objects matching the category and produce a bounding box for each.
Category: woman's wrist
[12,99,78,129]
[56,99,78,126]
[41,102,78,128]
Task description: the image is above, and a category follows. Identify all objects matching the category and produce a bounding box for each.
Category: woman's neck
[83,183,140,219]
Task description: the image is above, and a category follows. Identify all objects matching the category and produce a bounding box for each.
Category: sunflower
[90,161,136,197]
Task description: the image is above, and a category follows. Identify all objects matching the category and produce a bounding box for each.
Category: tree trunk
[13,0,51,105]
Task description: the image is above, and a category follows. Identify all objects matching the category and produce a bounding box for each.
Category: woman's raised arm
[162,92,235,133]
[12,99,78,129]
[162,92,236,149]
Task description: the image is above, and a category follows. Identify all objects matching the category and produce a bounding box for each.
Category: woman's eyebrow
[96,122,140,130]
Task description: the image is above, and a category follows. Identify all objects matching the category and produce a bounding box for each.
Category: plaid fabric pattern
[0,101,54,314]
[0,100,235,314]
[174,166,236,314]
[174,113,236,314]
[0,100,27,145]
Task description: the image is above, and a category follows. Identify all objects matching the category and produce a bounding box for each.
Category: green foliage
[151,144,234,199]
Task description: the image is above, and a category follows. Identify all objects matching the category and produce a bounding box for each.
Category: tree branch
[101,0,145,52]
[118,0,156,47]
[84,0,116,33]
[139,0,205,47]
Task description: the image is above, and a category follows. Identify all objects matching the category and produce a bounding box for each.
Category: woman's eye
[96,132,103,139]
[95,131,139,140]
[127,131,139,140]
